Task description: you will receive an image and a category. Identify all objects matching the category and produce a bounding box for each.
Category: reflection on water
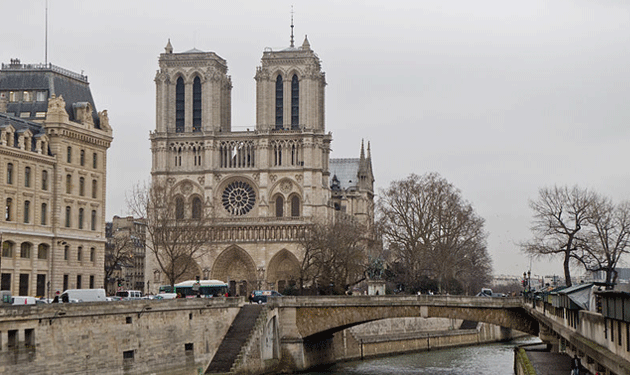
[298,336,540,375]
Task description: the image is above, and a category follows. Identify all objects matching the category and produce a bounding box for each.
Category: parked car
[250,290,282,304]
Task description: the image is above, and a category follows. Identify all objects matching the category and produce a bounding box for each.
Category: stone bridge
[263,295,538,371]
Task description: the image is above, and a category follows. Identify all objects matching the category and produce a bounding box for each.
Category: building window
[275,75,283,129]
[192,197,202,219]
[2,241,13,257]
[5,198,12,221]
[20,112,30,118]
[291,74,299,128]
[24,200,30,223]
[65,206,71,227]
[91,210,97,231]
[78,208,84,229]
[76,274,82,289]
[36,91,47,102]
[67,146,72,163]
[89,275,95,289]
[41,203,47,225]
[193,76,202,132]
[20,243,31,258]
[66,174,72,194]
[63,274,68,291]
[38,244,48,259]
[175,197,185,220]
[7,163,13,184]
[93,152,97,169]
[35,111,46,118]
[92,179,97,198]
[291,196,300,217]
[90,247,95,262]
[77,246,82,261]
[42,170,48,190]
[79,177,85,196]
[64,245,69,260]
[23,91,32,102]
[8,91,17,102]
[175,77,185,133]
[275,196,284,217]
[24,166,31,187]
[80,149,85,166]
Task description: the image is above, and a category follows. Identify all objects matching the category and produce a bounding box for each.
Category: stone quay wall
[0,298,242,375]
[333,317,522,361]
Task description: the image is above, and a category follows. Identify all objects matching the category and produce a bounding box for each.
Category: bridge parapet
[270,295,523,309]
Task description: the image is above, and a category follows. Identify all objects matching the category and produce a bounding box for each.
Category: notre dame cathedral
[147,32,374,296]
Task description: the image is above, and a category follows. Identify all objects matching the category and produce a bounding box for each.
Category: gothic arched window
[175,197,185,220]
[275,75,283,129]
[291,196,300,217]
[192,197,202,219]
[175,76,185,133]
[275,196,284,217]
[291,74,299,128]
[192,76,202,132]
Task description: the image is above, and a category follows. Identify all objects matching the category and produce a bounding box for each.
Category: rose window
[222,181,256,215]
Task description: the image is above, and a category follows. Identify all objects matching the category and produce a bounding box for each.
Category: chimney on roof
[0,93,7,113]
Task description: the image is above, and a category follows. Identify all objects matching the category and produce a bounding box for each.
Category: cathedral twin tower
[149,34,373,295]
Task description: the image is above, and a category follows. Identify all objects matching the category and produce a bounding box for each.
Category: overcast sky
[3,1,629,279]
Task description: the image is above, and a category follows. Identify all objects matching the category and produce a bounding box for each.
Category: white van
[115,290,143,300]
[12,296,36,305]
[61,289,106,303]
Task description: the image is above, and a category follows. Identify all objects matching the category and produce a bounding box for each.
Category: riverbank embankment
[333,317,528,361]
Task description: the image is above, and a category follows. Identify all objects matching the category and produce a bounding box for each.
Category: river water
[296,336,541,375]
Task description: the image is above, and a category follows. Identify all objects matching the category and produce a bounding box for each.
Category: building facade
[148,35,374,295]
[105,216,147,295]
[0,60,112,297]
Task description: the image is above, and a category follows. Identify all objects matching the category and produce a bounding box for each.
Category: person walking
[571,355,581,375]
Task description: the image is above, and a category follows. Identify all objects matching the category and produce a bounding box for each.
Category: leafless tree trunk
[298,217,368,295]
[522,186,597,287]
[127,179,214,287]
[377,173,491,294]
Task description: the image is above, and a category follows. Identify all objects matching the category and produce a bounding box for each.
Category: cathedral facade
[148,35,374,295]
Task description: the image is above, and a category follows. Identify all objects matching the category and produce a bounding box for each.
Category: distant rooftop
[1,59,88,83]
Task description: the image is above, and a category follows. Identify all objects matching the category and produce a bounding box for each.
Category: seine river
[295,336,540,375]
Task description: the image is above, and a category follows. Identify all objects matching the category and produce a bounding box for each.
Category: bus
[159,280,228,298]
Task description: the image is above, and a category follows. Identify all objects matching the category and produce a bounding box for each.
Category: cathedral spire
[290,6,295,48]
[165,38,173,54]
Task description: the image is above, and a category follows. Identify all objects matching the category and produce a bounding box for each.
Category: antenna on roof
[290,5,295,48]
[45,0,48,64]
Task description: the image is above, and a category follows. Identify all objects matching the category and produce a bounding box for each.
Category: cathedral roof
[183,48,205,54]
[330,158,361,190]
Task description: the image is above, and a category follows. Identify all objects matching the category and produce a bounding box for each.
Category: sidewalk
[522,344,591,375]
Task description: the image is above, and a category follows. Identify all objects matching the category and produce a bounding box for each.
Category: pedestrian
[571,354,581,375]
[52,291,60,303]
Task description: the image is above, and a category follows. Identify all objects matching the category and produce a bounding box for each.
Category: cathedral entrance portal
[267,249,300,294]
[212,246,256,296]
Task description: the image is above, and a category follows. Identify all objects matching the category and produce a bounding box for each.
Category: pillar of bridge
[539,324,559,352]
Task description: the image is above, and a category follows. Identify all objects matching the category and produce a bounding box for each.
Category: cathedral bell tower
[254,35,326,132]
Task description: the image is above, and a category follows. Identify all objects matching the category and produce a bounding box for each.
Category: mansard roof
[0,112,45,136]
[0,60,101,127]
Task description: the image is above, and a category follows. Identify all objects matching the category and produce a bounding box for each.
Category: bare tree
[377,173,491,294]
[579,199,630,288]
[522,186,597,287]
[298,217,368,295]
[127,179,213,287]
[104,227,133,292]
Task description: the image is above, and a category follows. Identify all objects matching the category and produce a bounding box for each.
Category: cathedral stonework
[148,34,374,296]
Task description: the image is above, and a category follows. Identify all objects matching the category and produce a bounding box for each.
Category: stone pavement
[524,344,592,375]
